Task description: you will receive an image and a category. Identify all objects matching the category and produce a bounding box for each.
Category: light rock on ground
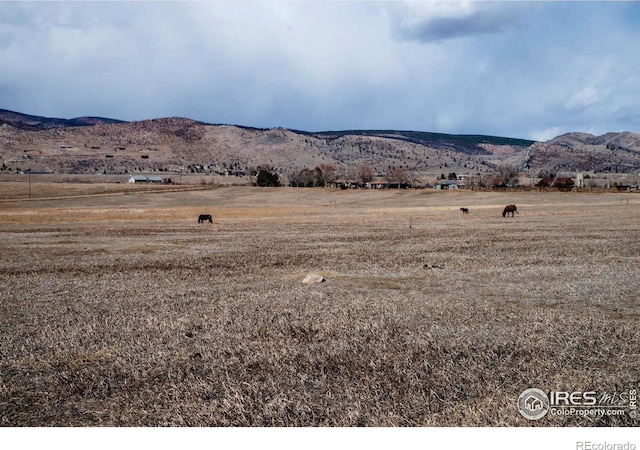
[302,273,325,284]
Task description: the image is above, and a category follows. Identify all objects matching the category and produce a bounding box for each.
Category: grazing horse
[502,204,518,217]
[198,214,213,223]
[460,207,469,214]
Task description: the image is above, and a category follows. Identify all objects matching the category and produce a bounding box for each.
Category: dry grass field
[0,183,638,426]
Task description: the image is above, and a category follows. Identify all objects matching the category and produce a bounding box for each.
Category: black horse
[502,205,518,217]
[198,214,213,223]
[460,207,469,214]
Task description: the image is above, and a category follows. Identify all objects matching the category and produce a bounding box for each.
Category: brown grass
[0,187,639,426]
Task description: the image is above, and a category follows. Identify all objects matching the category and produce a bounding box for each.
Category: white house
[128,175,147,183]
[128,175,164,184]
[435,180,462,190]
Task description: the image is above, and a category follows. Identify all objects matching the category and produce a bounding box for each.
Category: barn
[536,177,575,191]
[128,175,148,183]
[553,177,575,191]
[127,175,164,184]
[435,180,462,190]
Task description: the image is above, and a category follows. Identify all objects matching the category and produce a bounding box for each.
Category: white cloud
[566,85,600,110]
[528,127,565,143]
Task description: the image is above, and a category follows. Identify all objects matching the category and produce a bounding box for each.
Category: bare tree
[467,173,488,190]
[289,164,338,187]
[389,166,410,184]
[495,164,519,187]
[356,164,375,185]
[317,164,337,186]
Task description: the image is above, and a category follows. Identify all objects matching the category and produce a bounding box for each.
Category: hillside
[297,129,535,155]
[517,132,640,174]
[1,109,638,178]
[0,108,125,131]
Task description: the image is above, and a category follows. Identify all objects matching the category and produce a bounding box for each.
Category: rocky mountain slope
[510,132,640,174]
[1,109,638,177]
[0,108,125,131]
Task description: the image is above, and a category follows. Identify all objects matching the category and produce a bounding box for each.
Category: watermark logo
[518,388,550,420]
[629,389,637,419]
[576,442,636,450]
[519,387,638,420]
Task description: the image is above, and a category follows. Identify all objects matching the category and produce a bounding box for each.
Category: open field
[0,173,252,199]
[0,186,639,426]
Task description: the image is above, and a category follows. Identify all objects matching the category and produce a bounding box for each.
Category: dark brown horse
[502,204,518,217]
[198,214,213,223]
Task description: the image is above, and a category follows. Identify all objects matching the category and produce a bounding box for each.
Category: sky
[0,1,639,141]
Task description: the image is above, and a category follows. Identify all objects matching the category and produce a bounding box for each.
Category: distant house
[435,180,462,190]
[365,181,411,189]
[328,180,348,189]
[536,177,575,191]
[128,175,164,184]
[536,177,555,188]
[553,177,575,191]
[128,175,148,183]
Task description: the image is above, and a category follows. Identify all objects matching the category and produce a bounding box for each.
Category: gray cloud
[0,1,638,139]
[387,1,532,43]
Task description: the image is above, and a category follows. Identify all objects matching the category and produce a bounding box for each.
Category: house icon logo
[518,388,550,420]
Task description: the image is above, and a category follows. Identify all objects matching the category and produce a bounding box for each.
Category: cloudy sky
[1,1,638,140]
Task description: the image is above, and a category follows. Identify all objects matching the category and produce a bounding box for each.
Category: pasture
[0,184,638,426]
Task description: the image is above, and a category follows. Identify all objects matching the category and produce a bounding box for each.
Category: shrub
[256,168,280,187]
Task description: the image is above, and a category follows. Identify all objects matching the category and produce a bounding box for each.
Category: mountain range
[1,108,639,178]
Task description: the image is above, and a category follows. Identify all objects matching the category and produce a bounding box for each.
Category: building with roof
[127,175,164,184]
